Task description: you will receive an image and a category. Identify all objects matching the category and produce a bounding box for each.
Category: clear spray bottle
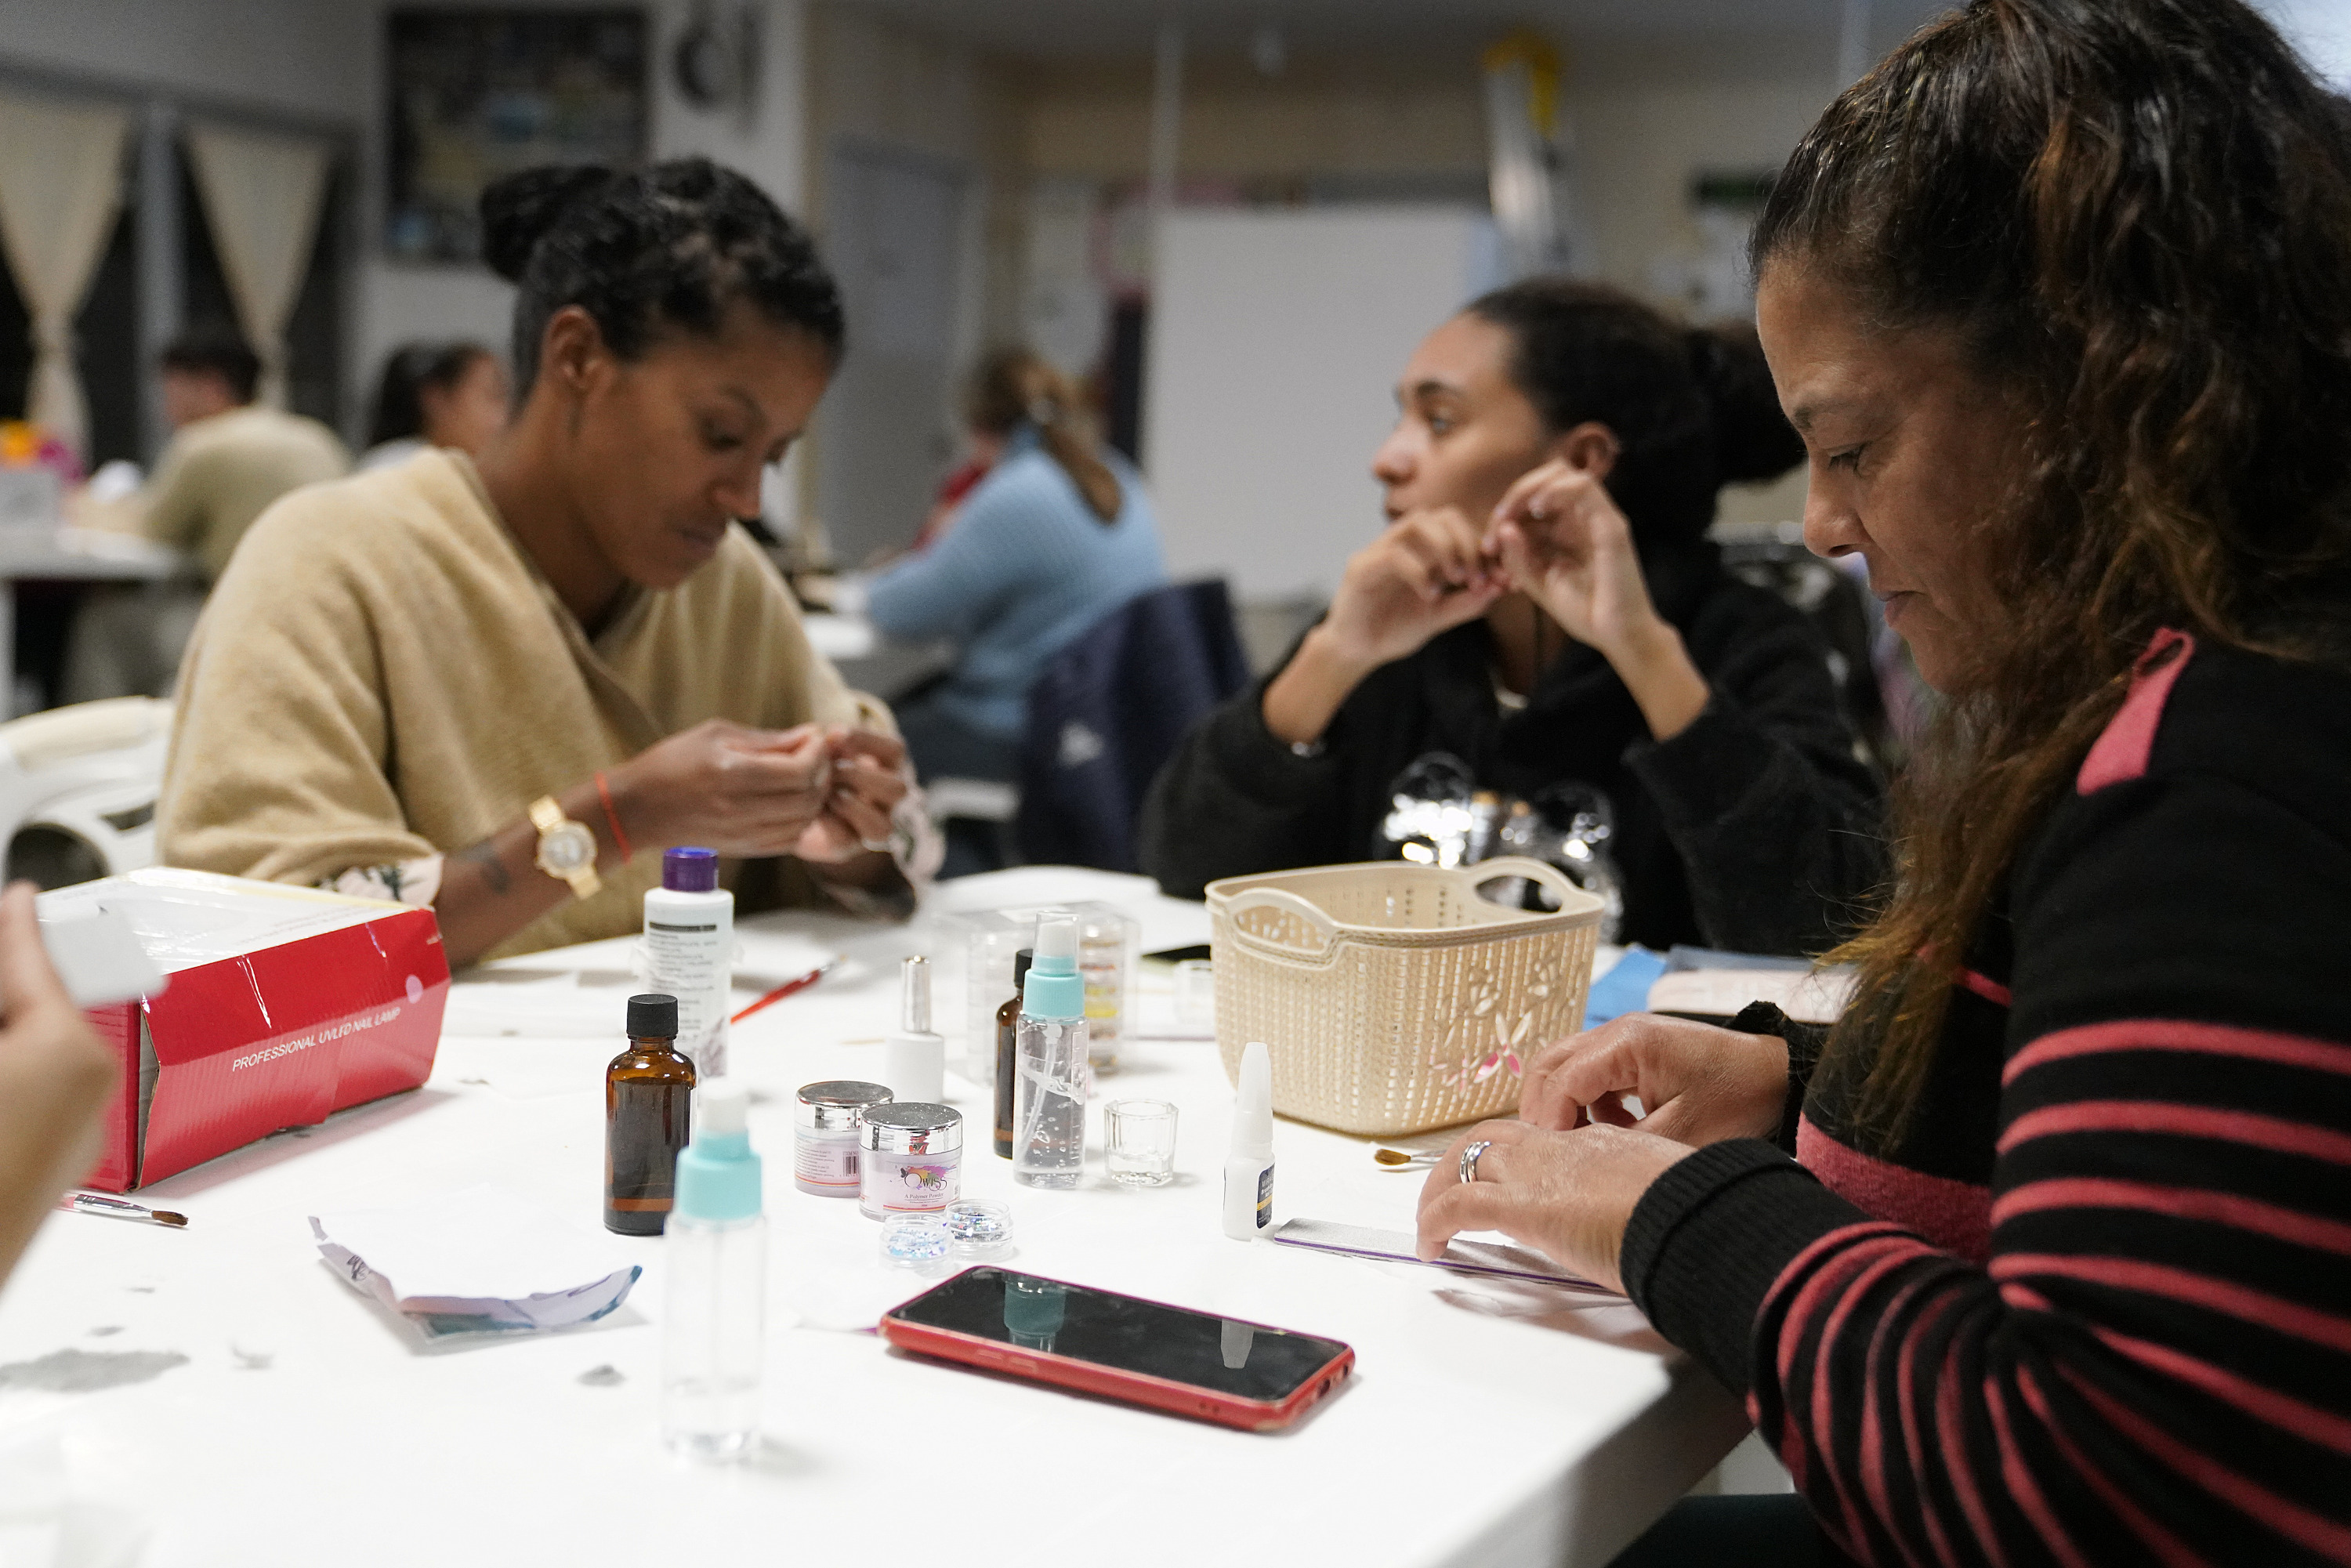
[662,1077,764,1459]
[1013,914,1089,1189]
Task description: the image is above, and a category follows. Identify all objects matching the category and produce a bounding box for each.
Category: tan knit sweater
[159,448,893,959]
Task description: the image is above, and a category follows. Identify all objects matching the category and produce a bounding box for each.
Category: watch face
[540,822,595,875]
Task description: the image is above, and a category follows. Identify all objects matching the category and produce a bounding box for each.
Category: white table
[0,867,1749,1566]
[799,611,954,704]
[0,528,187,715]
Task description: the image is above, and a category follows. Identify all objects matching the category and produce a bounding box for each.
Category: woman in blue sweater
[867,350,1165,827]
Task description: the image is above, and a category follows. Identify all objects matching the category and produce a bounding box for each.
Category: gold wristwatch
[528,796,602,900]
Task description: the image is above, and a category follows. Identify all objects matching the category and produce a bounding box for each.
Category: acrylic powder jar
[795,1081,893,1199]
[858,1103,963,1219]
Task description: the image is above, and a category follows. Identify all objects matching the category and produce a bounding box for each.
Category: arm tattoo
[456,839,512,896]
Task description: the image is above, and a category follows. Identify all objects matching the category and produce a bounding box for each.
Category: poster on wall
[384,8,647,263]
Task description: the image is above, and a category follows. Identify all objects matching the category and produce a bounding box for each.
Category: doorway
[815,139,968,568]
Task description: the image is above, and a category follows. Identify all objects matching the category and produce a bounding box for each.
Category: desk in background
[802,610,953,704]
[0,528,187,715]
[0,867,1750,1566]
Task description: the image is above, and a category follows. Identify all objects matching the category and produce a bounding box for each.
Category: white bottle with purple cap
[645,846,733,1077]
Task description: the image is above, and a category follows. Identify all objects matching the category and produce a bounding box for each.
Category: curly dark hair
[1754,0,2351,1139]
[1465,279,1804,554]
[479,158,845,396]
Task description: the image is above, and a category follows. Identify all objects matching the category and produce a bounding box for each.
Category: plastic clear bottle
[1013,914,1089,1189]
[662,1077,764,1459]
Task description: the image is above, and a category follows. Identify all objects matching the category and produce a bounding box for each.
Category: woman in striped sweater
[1417,3,2351,1563]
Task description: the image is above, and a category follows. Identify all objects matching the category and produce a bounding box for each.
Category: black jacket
[1138,549,1883,955]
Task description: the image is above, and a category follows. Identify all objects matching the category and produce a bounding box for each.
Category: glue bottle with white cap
[644,846,733,1078]
[663,1077,763,1459]
[1222,1041,1274,1240]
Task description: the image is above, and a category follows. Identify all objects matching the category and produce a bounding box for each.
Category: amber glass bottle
[606,993,697,1235]
[992,948,1034,1159]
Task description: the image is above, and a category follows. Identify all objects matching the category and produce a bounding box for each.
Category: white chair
[0,698,172,889]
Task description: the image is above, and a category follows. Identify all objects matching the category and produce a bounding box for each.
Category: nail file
[1269,1217,1621,1296]
[38,906,168,1009]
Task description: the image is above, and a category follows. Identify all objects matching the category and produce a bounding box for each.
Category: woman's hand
[1520,1013,1790,1146]
[1488,459,1661,657]
[1320,507,1511,670]
[795,728,912,865]
[1262,507,1508,745]
[1415,1119,1691,1295]
[1488,459,1712,741]
[608,719,833,857]
[0,882,118,1287]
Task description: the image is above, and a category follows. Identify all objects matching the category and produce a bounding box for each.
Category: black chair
[1014,579,1252,872]
[1719,538,1896,770]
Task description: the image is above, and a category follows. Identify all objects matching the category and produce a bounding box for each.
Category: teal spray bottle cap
[1020,913,1084,1020]
[675,1077,762,1222]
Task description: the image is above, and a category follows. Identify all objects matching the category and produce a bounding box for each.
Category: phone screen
[888,1268,1348,1403]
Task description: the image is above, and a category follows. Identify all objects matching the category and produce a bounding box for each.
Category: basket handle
[1463,856,1582,907]
[1222,887,1339,958]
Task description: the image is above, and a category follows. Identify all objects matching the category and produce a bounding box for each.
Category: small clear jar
[794,1081,893,1199]
[859,1103,963,1219]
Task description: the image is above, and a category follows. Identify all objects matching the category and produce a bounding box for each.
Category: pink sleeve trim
[2076,628,2193,794]
[1799,1114,1995,1261]
[1959,969,2012,1007]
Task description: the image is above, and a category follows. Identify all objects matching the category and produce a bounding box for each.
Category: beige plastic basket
[1206,859,1603,1136]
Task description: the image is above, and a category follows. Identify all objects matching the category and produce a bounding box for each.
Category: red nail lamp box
[44,869,451,1193]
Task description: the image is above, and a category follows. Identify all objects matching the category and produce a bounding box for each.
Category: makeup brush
[57,1192,187,1227]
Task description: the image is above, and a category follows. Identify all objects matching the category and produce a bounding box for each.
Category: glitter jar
[858,1103,963,1219]
[942,1198,1013,1260]
[878,1213,955,1272]
[795,1081,893,1198]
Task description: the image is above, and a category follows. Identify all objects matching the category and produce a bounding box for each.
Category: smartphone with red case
[880,1266,1354,1432]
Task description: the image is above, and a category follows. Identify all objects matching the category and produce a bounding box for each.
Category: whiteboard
[1144,208,1502,603]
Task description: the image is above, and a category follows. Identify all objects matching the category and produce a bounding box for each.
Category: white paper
[310,1185,640,1337]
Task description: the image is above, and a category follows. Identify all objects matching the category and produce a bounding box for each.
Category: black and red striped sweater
[1621,631,2351,1566]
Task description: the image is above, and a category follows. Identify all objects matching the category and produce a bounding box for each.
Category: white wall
[0,0,368,121]
[0,0,813,434]
[2254,0,2351,86]
[354,0,813,411]
[1146,207,1499,603]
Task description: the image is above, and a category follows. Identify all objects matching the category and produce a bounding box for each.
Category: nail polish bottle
[606,993,697,1236]
[882,955,946,1104]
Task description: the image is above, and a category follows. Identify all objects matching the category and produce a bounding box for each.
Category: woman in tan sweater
[161,160,931,965]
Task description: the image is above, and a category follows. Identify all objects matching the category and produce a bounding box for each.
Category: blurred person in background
[160,159,933,966]
[140,325,350,583]
[63,325,350,703]
[867,348,1166,871]
[359,340,510,470]
[1143,281,1881,957]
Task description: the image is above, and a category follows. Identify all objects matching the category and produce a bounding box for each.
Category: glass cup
[1104,1099,1179,1188]
[1173,959,1215,1030]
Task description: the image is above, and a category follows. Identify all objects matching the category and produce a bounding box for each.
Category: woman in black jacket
[1140,280,1882,957]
